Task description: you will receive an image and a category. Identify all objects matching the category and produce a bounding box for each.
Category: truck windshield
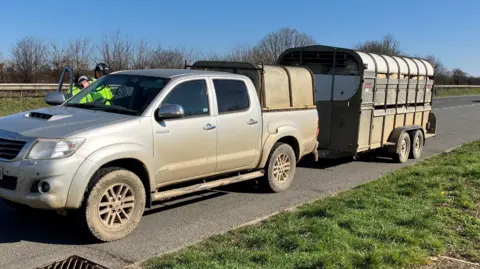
[64,74,170,116]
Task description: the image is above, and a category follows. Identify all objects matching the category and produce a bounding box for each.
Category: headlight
[26,138,86,160]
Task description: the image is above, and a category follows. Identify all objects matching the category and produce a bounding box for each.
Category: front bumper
[0,157,85,209]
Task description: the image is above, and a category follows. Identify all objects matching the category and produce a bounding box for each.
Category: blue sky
[1,0,479,75]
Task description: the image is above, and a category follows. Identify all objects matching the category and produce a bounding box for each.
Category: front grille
[0,137,26,160]
[35,255,108,269]
[0,175,17,190]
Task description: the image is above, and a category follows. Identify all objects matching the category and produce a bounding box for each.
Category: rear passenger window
[213,79,250,114]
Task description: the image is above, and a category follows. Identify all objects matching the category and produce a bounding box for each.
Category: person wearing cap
[70,75,88,97]
[78,75,91,89]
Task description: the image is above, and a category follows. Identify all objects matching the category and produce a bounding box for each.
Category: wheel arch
[66,143,154,209]
[258,126,302,168]
[387,125,425,147]
[94,159,152,208]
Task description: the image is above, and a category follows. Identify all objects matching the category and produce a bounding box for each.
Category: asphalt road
[1,95,480,269]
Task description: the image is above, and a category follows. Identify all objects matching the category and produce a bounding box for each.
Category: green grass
[143,142,480,269]
[435,88,480,97]
[0,98,48,117]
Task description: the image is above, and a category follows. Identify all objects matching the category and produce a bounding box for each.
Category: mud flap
[426,112,437,136]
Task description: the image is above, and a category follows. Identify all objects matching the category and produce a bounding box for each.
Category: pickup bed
[0,65,318,242]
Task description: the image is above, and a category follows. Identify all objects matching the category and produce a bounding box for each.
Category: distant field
[0,98,47,117]
[435,87,480,97]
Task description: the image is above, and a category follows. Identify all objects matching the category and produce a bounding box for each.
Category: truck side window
[213,79,250,114]
[163,80,209,117]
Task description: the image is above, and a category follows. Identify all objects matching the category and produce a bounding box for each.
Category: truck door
[152,79,218,184]
[211,78,262,172]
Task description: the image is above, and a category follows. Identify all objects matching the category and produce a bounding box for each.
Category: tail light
[316,125,319,137]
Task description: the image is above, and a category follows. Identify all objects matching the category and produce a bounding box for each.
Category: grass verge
[143,141,480,269]
[435,88,480,97]
[0,98,47,117]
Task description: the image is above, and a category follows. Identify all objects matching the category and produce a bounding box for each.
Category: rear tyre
[79,168,146,242]
[261,142,297,193]
[393,132,411,163]
[409,130,424,159]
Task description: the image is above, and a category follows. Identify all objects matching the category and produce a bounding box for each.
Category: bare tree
[47,38,92,82]
[452,68,468,85]
[0,53,4,82]
[10,37,48,83]
[254,28,317,64]
[97,31,133,71]
[220,44,260,63]
[131,40,152,69]
[421,54,446,74]
[66,38,93,74]
[355,34,402,56]
[48,41,68,75]
[150,46,198,69]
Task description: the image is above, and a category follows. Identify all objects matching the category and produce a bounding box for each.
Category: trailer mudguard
[386,125,425,153]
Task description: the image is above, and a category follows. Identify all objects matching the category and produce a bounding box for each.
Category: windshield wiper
[98,105,138,115]
[64,103,138,115]
[64,103,99,109]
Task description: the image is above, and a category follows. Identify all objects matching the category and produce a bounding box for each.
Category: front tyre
[81,168,146,242]
[262,143,297,193]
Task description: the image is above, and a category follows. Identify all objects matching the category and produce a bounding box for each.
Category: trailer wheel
[409,130,424,159]
[393,132,411,163]
[79,167,146,242]
[262,142,297,193]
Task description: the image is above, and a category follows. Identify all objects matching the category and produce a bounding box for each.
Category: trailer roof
[278,45,435,76]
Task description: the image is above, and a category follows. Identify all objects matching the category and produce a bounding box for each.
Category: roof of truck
[111,68,243,79]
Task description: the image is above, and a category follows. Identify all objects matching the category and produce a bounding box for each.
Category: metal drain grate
[35,255,108,269]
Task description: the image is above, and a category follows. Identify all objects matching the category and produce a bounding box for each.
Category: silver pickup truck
[0,62,318,242]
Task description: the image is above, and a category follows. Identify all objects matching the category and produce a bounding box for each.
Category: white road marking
[433,103,480,111]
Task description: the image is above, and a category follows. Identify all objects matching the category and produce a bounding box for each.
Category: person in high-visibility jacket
[83,63,113,105]
[69,75,90,97]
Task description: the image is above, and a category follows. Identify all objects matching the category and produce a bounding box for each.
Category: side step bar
[152,170,265,202]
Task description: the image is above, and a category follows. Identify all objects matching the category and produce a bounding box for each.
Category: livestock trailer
[277,45,437,162]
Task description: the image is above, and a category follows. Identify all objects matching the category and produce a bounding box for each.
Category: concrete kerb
[124,141,471,269]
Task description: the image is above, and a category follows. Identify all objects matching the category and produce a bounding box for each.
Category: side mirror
[156,104,184,120]
[45,92,66,106]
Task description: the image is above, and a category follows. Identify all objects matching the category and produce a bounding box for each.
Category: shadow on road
[146,190,228,216]
[0,202,91,245]
[0,191,230,246]
[0,151,397,245]
[299,151,396,169]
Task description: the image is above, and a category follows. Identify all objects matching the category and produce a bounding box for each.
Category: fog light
[38,181,51,193]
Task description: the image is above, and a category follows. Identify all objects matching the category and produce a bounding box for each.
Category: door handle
[247,119,258,125]
[203,123,216,130]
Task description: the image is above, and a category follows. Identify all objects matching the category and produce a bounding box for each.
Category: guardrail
[0,84,478,99]
[0,83,68,91]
